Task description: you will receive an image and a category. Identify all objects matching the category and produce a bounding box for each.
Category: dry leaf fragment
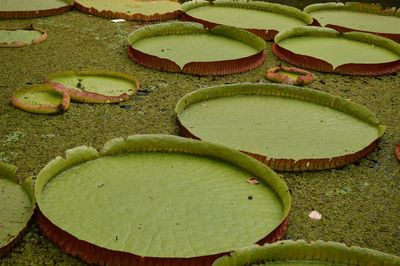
[247,178,260,185]
[308,210,322,220]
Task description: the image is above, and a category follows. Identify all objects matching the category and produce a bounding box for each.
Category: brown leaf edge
[395,144,400,162]
[74,1,182,21]
[45,69,140,104]
[0,4,72,19]
[0,25,48,48]
[176,83,386,171]
[272,28,400,76]
[0,163,35,257]
[10,84,70,114]
[180,1,313,41]
[34,135,290,265]
[265,65,314,86]
[127,22,266,76]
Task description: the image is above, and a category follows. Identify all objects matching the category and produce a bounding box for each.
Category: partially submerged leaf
[0,0,73,19]
[395,144,400,161]
[0,162,34,257]
[0,25,47,48]
[265,65,314,86]
[35,134,290,265]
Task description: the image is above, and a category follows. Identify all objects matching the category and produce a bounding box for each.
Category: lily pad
[176,83,385,171]
[127,21,266,75]
[0,0,73,19]
[10,84,70,114]
[74,0,181,21]
[0,25,47,48]
[212,240,400,266]
[305,2,400,42]
[35,134,290,265]
[45,69,139,104]
[273,26,400,75]
[265,65,314,86]
[181,0,313,40]
[0,162,35,257]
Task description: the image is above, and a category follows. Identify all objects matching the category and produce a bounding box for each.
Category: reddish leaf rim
[265,65,314,86]
[45,69,140,104]
[272,36,400,76]
[127,23,266,76]
[74,1,181,21]
[36,209,288,266]
[0,25,48,48]
[395,144,400,162]
[180,1,313,41]
[0,4,72,19]
[10,84,70,114]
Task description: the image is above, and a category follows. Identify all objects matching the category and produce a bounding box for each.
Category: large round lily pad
[0,25,47,48]
[0,162,34,257]
[273,26,400,75]
[127,22,266,75]
[212,240,400,266]
[10,84,70,114]
[0,0,72,19]
[74,0,181,21]
[305,2,400,42]
[181,0,313,40]
[35,135,290,265]
[45,70,139,104]
[176,83,385,171]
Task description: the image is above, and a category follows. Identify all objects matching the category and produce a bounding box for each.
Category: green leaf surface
[14,87,63,106]
[0,0,72,11]
[0,29,42,45]
[75,0,180,16]
[129,22,263,68]
[184,2,311,31]
[48,73,136,97]
[276,27,400,69]
[176,83,384,161]
[0,162,34,253]
[212,240,400,266]
[36,135,289,258]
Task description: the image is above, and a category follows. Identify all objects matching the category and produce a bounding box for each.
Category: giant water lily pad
[74,0,181,21]
[127,22,266,75]
[176,83,385,171]
[305,2,400,42]
[0,162,35,257]
[181,0,313,40]
[46,70,139,103]
[212,240,400,266]
[273,26,400,75]
[0,25,47,48]
[0,0,72,19]
[35,135,290,265]
[10,84,70,114]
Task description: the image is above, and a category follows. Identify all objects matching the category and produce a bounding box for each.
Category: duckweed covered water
[0,9,399,265]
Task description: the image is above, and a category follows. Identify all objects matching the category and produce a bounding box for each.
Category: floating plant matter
[273,26,400,75]
[35,135,290,265]
[305,2,400,42]
[46,70,139,104]
[396,144,400,162]
[265,65,314,85]
[0,0,73,19]
[212,240,400,266]
[0,162,35,257]
[181,0,313,40]
[10,84,70,114]
[74,0,181,21]
[0,25,47,48]
[127,22,266,75]
[176,83,385,171]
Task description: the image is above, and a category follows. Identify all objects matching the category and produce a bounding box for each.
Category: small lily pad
[10,84,70,114]
[0,25,47,48]
[0,162,35,257]
[45,69,139,104]
[266,65,314,85]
